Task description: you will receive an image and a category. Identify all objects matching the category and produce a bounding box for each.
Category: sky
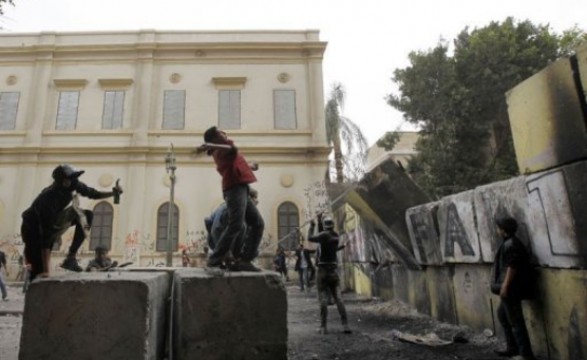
[1,0,586,145]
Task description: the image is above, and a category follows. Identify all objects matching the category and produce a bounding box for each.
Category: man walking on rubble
[308,213,351,335]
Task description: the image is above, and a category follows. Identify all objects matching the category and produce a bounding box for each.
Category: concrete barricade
[173,268,287,360]
[19,272,169,360]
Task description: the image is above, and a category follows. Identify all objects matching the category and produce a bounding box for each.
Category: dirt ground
[1,282,509,360]
[287,284,506,360]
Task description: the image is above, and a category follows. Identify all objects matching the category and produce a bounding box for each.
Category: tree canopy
[0,0,13,14]
[387,17,587,199]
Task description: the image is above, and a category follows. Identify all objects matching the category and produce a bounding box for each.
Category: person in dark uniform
[21,164,123,281]
[491,217,536,360]
[308,214,351,335]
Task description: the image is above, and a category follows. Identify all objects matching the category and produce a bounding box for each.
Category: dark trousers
[497,297,534,358]
[22,207,93,280]
[208,184,264,264]
[317,266,348,328]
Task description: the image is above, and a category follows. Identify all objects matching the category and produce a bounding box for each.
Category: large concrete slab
[19,272,169,360]
[525,162,587,268]
[353,159,431,250]
[438,191,481,263]
[451,265,493,330]
[173,268,287,360]
[426,266,457,324]
[473,176,531,263]
[406,202,442,265]
[506,57,587,174]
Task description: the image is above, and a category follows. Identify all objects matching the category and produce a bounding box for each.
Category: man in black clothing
[308,214,351,335]
[21,164,123,280]
[491,217,536,360]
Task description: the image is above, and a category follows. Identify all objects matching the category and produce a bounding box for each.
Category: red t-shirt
[212,139,257,191]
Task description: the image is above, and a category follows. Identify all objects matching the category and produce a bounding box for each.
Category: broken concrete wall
[340,47,587,359]
[340,159,587,360]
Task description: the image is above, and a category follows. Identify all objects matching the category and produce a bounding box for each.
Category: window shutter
[102,91,125,129]
[278,202,300,250]
[218,90,241,129]
[55,91,80,130]
[0,92,20,130]
[156,203,179,252]
[162,90,185,130]
[90,202,114,250]
[274,90,297,130]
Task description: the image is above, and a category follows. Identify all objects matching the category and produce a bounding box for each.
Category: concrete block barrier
[19,272,170,360]
[173,268,287,360]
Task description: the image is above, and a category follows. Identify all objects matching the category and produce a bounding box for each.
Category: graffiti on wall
[303,180,331,221]
[406,161,587,268]
[443,203,475,258]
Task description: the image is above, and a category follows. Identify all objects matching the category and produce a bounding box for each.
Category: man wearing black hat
[21,164,123,281]
[491,217,536,360]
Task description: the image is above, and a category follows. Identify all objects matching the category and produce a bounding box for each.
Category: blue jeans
[498,297,534,358]
[299,268,309,290]
[208,184,264,264]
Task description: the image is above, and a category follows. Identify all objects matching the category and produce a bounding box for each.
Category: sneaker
[318,326,327,335]
[2,297,8,302]
[231,261,262,272]
[60,257,83,272]
[343,324,352,334]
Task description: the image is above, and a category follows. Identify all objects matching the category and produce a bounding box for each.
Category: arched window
[90,202,113,250]
[278,202,299,250]
[156,202,179,252]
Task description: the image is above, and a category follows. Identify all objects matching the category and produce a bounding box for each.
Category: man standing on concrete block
[20,164,123,280]
[196,127,264,272]
[491,217,536,360]
[308,213,351,335]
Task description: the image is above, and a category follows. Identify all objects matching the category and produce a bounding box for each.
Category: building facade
[0,30,329,273]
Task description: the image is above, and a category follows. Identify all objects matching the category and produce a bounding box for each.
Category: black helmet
[323,216,335,229]
[52,164,85,182]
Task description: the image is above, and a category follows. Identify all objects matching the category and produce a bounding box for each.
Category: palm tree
[325,83,368,183]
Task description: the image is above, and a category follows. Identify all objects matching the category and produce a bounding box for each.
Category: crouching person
[21,164,123,281]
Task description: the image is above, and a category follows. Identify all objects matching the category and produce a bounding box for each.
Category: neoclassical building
[0,30,329,272]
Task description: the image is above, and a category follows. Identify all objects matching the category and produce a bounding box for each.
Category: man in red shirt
[197,127,264,272]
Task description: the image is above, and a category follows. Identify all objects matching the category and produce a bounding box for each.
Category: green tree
[389,18,586,198]
[325,83,368,183]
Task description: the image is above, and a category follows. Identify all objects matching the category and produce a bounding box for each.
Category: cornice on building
[0,30,327,61]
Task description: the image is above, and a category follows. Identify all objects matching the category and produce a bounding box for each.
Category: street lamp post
[165,143,177,267]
